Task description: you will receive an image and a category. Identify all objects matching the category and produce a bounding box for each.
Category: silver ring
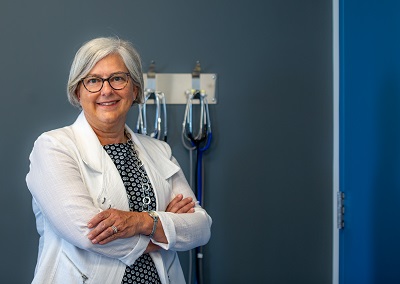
[111,225,118,234]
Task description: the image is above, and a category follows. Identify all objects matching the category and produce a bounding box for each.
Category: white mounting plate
[143,73,217,104]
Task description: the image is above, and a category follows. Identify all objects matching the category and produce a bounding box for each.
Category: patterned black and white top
[103,142,161,284]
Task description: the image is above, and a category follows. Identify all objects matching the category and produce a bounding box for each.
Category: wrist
[144,211,159,239]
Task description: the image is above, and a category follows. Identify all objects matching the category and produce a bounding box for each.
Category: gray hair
[67,37,144,108]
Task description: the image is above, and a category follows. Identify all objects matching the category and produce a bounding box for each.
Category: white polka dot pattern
[103,142,161,284]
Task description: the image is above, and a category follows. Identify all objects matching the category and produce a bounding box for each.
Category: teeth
[99,101,116,106]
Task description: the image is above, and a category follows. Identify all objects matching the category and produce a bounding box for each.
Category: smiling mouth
[98,101,118,106]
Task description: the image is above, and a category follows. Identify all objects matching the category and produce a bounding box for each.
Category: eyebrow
[85,71,128,78]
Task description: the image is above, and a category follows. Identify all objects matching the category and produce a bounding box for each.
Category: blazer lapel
[71,112,129,211]
[125,126,180,180]
[71,112,103,173]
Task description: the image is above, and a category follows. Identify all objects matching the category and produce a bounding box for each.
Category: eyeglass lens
[82,73,129,92]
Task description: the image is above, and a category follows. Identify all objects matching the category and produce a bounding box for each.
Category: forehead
[89,53,128,76]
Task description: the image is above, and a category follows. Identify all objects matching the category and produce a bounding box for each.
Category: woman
[26,37,212,284]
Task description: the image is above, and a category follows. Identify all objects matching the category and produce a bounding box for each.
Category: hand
[166,194,195,213]
[87,209,145,245]
[86,195,195,246]
[143,194,195,253]
[144,242,161,254]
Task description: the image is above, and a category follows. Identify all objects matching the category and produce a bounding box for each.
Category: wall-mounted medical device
[142,61,217,104]
[135,61,168,141]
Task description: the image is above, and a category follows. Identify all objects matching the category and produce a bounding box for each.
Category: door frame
[332,0,339,283]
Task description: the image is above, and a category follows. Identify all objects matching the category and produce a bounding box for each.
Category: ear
[75,89,81,102]
[132,86,138,105]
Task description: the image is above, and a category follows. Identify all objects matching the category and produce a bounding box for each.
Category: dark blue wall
[0,1,333,283]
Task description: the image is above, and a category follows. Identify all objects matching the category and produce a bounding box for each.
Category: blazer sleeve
[155,156,212,251]
[26,132,149,265]
[143,138,212,251]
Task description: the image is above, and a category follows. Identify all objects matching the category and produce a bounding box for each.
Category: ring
[111,225,118,234]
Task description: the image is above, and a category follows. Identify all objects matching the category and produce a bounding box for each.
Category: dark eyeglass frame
[81,72,131,93]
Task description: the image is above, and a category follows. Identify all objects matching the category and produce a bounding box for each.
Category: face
[76,53,136,132]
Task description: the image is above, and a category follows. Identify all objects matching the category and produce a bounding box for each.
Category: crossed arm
[27,133,210,262]
[86,193,195,252]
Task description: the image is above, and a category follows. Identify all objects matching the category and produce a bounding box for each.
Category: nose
[101,80,113,95]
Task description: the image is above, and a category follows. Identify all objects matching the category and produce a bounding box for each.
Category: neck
[92,125,127,145]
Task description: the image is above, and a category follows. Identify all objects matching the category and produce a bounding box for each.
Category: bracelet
[147,211,159,239]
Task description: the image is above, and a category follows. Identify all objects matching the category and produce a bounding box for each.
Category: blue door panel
[340,0,400,283]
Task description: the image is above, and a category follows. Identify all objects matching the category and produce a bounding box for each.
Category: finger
[97,229,119,245]
[165,194,183,212]
[87,210,110,228]
[87,220,114,241]
[167,197,192,213]
[176,201,196,214]
[90,225,118,244]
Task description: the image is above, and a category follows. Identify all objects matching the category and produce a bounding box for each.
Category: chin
[100,112,126,124]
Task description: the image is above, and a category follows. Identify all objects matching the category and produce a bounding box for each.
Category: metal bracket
[142,61,217,105]
[191,61,201,91]
[143,73,217,104]
[337,191,345,229]
[146,60,156,91]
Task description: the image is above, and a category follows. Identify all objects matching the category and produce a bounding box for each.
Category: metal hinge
[337,191,345,229]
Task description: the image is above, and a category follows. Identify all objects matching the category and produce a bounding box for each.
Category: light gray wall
[0,1,333,283]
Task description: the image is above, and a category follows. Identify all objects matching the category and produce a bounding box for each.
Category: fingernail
[87,223,92,228]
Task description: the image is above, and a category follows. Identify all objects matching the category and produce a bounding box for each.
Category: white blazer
[26,112,212,284]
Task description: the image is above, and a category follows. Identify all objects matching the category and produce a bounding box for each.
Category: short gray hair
[67,37,144,108]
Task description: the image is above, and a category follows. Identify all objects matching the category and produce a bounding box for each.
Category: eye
[84,77,102,85]
[111,73,128,83]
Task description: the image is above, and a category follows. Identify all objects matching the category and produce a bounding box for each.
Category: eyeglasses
[81,72,130,93]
